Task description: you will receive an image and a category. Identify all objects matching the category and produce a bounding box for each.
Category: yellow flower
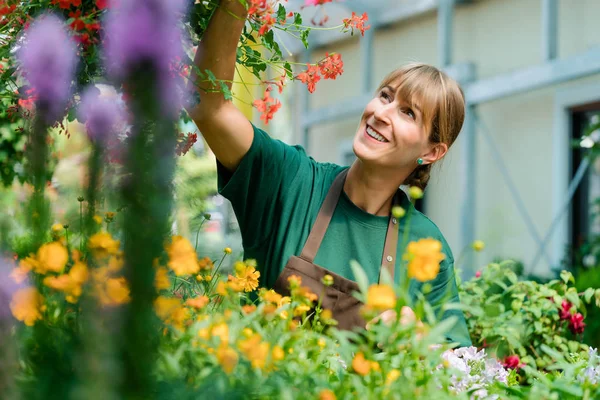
[198,256,214,271]
[223,247,232,254]
[403,238,445,282]
[293,304,311,317]
[10,257,35,284]
[107,253,124,272]
[319,389,336,400]
[287,274,302,289]
[408,186,423,200]
[100,277,130,306]
[318,338,326,349]
[43,260,88,303]
[472,240,485,252]
[226,275,246,292]
[211,322,229,344]
[260,289,282,304]
[155,267,171,290]
[196,275,204,282]
[391,206,406,219]
[93,215,103,225]
[165,236,199,276]
[36,242,69,274]
[242,304,257,314]
[271,345,285,362]
[238,333,270,369]
[365,284,397,312]
[386,369,401,385]
[154,296,189,331]
[234,263,260,292]
[216,345,238,374]
[51,223,64,233]
[88,232,120,260]
[10,287,44,326]
[352,352,371,376]
[185,295,209,310]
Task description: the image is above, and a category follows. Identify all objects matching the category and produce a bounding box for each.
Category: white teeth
[366,126,387,142]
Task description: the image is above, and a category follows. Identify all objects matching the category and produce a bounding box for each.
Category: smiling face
[352,64,465,179]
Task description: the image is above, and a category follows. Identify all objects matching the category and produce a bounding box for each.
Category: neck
[343,160,412,216]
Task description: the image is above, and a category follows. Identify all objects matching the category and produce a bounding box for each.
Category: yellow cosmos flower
[386,369,401,385]
[43,260,88,303]
[154,267,171,290]
[165,236,199,276]
[242,304,257,314]
[51,223,64,233]
[10,287,44,326]
[198,256,214,271]
[154,296,189,331]
[319,389,336,400]
[223,247,232,254]
[365,284,397,312]
[36,242,68,274]
[352,352,371,376]
[93,215,103,225]
[403,238,445,282]
[271,345,284,362]
[211,322,229,344]
[99,277,131,306]
[88,232,120,260]
[185,295,209,310]
[233,263,260,292]
[216,345,238,374]
[238,333,270,370]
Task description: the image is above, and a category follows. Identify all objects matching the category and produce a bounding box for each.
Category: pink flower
[475,271,481,278]
[502,355,523,370]
[569,312,586,335]
[559,300,572,320]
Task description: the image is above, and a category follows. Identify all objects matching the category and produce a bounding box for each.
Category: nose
[373,102,392,125]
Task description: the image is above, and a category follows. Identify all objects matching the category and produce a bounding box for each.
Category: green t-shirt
[217,124,472,347]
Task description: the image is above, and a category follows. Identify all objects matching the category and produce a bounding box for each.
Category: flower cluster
[559,299,586,334]
[580,347,600,385]
[442,347,509,399]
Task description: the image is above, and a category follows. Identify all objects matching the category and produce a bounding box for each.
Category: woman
[188,0,471,347]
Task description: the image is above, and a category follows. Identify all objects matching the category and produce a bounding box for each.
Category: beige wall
[276,0,600,275]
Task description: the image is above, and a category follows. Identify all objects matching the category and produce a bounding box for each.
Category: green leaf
[294,12,302,25]
[276,4,286,22]
[300,29,310,49]
[219,81,232,101]
[584,287,595,303]
[349,260,369,296]
[560,270,574,284]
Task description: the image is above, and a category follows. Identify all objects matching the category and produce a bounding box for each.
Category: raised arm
[186,0,253,171]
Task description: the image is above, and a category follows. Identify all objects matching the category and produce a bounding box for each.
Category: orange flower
[99,277,130,306]
[271,345,285,362]
[216,345,238,374]
[296,64,321,93]
[185,296,209,310]
[319,389,337,400]
[10,287,44,326]
[242,304,257,314]
[342,12,371,36]
[165,236,199,276]
[198,256,214,271]
[403,238,445,282]
[238,333,270,369]
[36,242,68,273]
[252,88,281,124]
[318,53,344,80]
[154,296,189,331]
[352,352,371,376]
[365,284,397,312]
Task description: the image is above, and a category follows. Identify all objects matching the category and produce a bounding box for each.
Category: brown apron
[272,169,402,330]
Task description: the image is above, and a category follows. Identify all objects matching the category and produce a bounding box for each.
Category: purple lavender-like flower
[0,257,22,322]
[103,0,187,117]
[17,14,77,122]
[78,85,127,144]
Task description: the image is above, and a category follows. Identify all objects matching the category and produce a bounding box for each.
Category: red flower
[253,89,281,124]
[318,52,343,80]
[176,132,198,156]
[248,0,268,17]
[304,0,334,6]
[342,12,370,36]
[51,0,82,10]
[569,312,586,335]
[68,10,85,31]
[96,0,110,10]
[0,4,16,16]
[503,355,523,370]
[296,64,321,93]
[559,300,572,320]
[258,14,276,36]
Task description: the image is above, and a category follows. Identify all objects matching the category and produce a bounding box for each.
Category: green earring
[417,158,424,165]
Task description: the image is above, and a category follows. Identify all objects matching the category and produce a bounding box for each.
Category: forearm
[190,0,248,119]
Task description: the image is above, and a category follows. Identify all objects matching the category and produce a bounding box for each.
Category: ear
[422,142,448,164]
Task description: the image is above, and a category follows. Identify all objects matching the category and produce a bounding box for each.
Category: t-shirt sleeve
[216,124,306,250]
[425,257,473,348]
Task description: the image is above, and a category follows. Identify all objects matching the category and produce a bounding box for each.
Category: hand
[366,306,418,330]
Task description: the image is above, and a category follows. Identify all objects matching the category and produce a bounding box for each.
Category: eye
[379,90,392,102]
[403,108,416,120]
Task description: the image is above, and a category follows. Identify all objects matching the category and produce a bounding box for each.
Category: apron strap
[379,191,402,283]
[299,169,348,263]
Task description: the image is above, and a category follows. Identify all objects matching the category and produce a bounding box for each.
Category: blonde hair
[376,63,465,190]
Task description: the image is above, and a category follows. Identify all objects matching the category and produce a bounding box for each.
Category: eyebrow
[383,85,422,115]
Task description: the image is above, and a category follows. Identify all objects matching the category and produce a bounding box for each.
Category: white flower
[582,254,597,268]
